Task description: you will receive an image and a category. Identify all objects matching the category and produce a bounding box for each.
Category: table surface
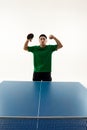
[0,81,87,118]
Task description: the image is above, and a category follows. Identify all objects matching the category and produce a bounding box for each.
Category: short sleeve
[28,46,35,53]
[49,45,57,52]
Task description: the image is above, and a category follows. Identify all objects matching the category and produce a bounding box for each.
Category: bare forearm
[23,40,29,50]
[49,35,63,49]
[24,33,34,51]
[53,37,63,49]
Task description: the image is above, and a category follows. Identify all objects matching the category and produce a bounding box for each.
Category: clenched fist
[49,35,55,39]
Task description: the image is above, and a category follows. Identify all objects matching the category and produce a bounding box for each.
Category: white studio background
[0,0,87,87]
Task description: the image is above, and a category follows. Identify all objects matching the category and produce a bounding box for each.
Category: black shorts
[33,72,52,81]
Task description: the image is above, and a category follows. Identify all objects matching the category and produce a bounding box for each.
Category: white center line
[36,81,42,129]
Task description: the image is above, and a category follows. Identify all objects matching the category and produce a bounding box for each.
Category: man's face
[39,36,47,47]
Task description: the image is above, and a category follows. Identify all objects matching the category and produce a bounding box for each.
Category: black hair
[39,34,47,39]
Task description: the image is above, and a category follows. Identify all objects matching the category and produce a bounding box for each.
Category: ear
[45,39,47,43]
[46,38,47,41]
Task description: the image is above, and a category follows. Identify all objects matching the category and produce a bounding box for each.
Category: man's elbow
[57,44,63,49]
[61,44,63,48]
[23,46,28,51]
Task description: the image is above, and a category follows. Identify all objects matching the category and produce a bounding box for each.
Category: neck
[40,44,46,48]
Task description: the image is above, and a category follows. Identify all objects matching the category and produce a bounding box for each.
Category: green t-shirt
[28,45,57,72]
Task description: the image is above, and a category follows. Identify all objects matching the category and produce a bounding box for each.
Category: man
[24,34,63,81]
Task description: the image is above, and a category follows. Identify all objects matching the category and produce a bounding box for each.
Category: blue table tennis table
[0,81,87,130]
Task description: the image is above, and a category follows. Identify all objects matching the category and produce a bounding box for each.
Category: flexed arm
[24,39,30,51]
[23,33,34,51]
[49,35,63,49]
